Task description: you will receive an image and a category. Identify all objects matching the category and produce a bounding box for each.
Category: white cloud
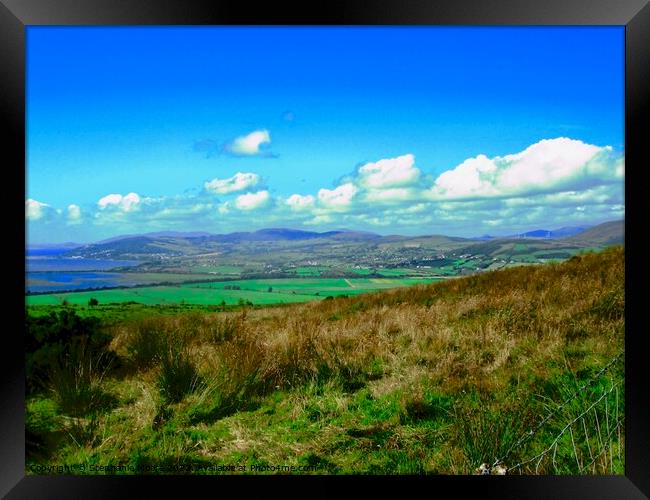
[318,154,427,207]
[355,214,391,226]
[234,190,270,211]
[502,184,622,208]
[402,203,429,214]
[97,194,122,208]
[429,138,621,200]
[205,172,260,194]
[97,192,141,212]
[33,137,623,240]
[148,203,213,220]
[498,138,603,189]
[357,154,421,189]
[304,214,334,225]
[26,199,49,220]
[226,130,271,156]
[433,154,499,198]
[286,194,315,210]
[67,204,81,223]
[363,187,418,203]
[318,182,358,209]
[615,158,624,178]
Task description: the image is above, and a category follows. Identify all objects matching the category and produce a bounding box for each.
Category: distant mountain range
[476,225,592,240]
[192,228,382,243]
[97,231,213,244]
[23,219,623,278]
[52,228,382,248]
[27,220,623,262]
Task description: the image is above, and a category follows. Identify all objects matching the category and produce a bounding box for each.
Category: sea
[26,248,140,293]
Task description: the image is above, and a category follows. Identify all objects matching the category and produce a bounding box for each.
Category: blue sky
[26,27,624,243]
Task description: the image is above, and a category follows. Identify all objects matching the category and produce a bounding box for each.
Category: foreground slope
[26,247,624,474]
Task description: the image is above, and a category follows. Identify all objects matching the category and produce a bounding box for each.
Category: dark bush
[48,343,115,417]
[26,310,112,394]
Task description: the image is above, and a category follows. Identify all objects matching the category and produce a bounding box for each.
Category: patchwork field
[25,277,445,306]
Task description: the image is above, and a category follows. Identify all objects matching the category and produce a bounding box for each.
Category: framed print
[2,0,648,498]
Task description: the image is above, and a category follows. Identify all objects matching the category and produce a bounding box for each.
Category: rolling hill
[563,220,624,246]
[48,220,623,277]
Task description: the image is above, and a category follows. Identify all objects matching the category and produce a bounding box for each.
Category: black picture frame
[2,0,648,498]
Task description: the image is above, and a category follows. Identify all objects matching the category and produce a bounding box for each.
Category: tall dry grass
[110,247,623,428]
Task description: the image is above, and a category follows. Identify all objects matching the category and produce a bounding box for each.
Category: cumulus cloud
[234,190,270,211]
[503,185,622,209]
[357,154,421,189]
[363,187,419,203]
[224,129,275,157]
[295,139,623,233]
[148,203,213,221]
[286,194,315,210]
[97,192,141,212]
[429,138,621,200]
[26,199,50,220]
[67,204,82,223]
[205,172,260,195]
[303,214,334,226]
[317,183,358,210]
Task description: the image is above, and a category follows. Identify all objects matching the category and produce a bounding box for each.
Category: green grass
[374,268,413,277]
[184,277,442,294]
[26,303,216,323]
[295,267,329,276]
[349,268,415,277]
[27,278,444,306]
[26,286,322,306]
[349,268,373,275]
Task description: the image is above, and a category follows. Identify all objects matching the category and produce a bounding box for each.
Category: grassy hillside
[26,247,624,475]
[564,220,624,246]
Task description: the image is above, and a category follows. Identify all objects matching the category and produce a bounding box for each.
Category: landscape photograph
[25,26,625,475]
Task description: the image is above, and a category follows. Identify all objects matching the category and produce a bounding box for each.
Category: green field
[294,266,329,276]
[25,277,444,306]
[25,286,318,306]
[374,268,417,277]
[183,277,442,296]
[349,267,373,275]
[189,265,242,274]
